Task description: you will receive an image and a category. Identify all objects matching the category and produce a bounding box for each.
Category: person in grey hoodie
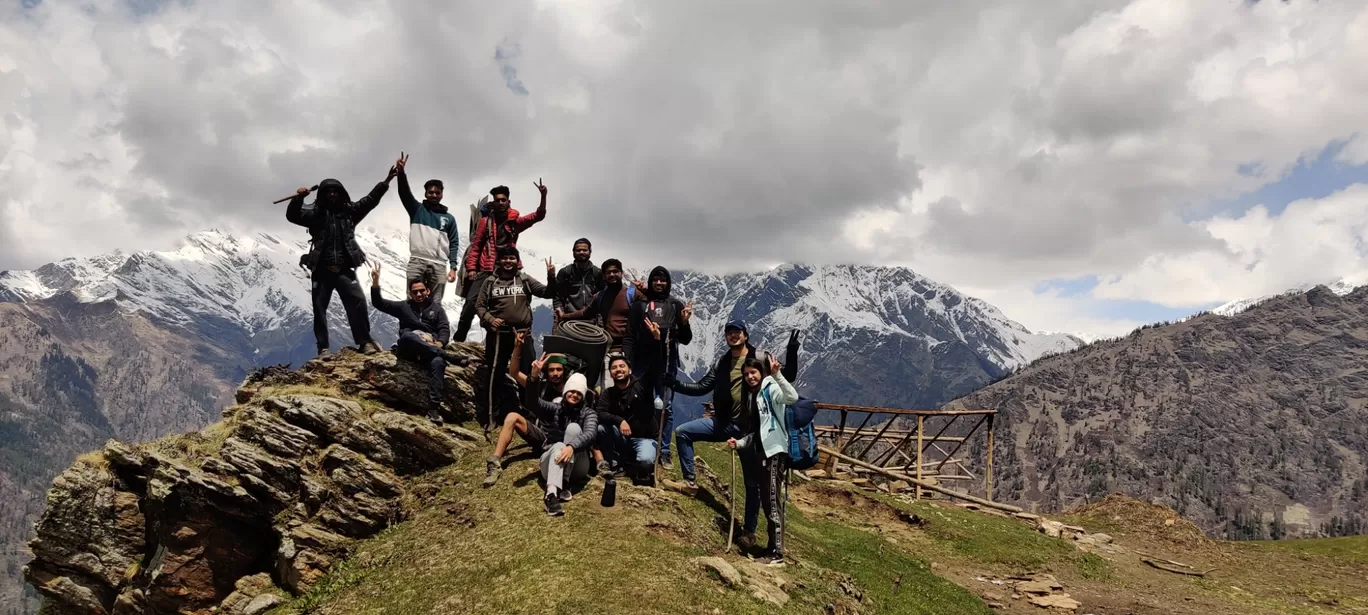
[474,245,555,429]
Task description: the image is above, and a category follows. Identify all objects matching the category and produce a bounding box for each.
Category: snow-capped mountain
[1212,277,1366,317]
[0,230,1080,383]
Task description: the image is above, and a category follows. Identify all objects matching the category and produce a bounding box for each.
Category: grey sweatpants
[540,423,591,495]
[406,257,448,305]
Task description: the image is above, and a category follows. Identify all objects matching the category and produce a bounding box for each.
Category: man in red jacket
[453,180,548,341]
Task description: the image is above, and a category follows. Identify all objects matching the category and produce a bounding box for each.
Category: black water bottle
[601,475,617,508]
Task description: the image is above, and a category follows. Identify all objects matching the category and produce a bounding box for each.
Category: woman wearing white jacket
[727,353,799,564]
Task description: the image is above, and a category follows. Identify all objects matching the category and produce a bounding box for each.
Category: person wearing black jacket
[369,263,468,424]
[667,323,800,492]
[622,266,692,465]
[286,164,398,356]
[552,238,603,319]
[594,354,659,481]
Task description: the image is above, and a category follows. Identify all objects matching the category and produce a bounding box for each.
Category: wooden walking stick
[726,447,737,553]
[273,185,318,205]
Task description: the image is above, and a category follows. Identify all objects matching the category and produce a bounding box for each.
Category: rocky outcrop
[24,349,483,615]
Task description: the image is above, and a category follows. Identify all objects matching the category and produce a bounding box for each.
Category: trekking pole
[726,447,737,553]
[272,185,318,204]
[651,329,671,468]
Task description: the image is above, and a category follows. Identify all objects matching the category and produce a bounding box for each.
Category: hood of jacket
[317,178,352,208]
[423,200,449,213]
[646,266,672,300]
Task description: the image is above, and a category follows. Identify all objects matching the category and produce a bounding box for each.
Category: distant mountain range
[0,229,1080,612]
[950,284,1368,540]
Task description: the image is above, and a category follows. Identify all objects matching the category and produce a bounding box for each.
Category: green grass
[1251,534,1368,567]
[268,429,1004,614]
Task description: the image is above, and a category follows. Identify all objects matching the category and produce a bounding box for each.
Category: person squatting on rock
[621,266,692,466]
[552,238,603,326]
[286,166,397,356]
[727,353,799,565]
[474,246,556,430]
[394,153,460,306]
[594,353,660,482]
[530,373,599,516]
[454,182,549,342]
[368,262,468,424]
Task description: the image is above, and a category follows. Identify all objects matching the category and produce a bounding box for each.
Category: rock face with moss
[23,347,482,615]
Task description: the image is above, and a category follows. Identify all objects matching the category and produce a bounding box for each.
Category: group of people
[285,154,803,564]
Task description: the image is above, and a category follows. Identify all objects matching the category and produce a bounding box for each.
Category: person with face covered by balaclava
[286,161,398,356]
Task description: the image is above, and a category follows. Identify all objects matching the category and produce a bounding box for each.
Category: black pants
[453,272,490,342]
[482,328,535,425]
[311,267,372,351]
[396,331,445,407]
[760,454,789,556]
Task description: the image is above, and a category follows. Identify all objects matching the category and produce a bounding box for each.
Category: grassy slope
[267,428,992,615]
[264,418,1368,615]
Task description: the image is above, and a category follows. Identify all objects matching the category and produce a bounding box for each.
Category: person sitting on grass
[531,373,598,516]
[484,349,575,487]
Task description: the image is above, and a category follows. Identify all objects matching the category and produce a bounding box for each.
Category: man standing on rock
[393,153,460,306]
[622,266,692,466]
[286,164,397,356]
[453,182,549,342]
[369,263,468,424]
[474,246,556,429]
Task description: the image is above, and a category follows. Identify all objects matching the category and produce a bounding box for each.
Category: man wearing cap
[454,180,549,342]
[667,320,773,495]
[484,350,573,487]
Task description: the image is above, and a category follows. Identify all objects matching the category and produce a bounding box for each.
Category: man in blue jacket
[394,154,460,306]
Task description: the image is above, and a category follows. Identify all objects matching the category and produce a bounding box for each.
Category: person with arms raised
[286,161,398,356]
[393,153,460,305]
[368,263,468,424]
[454,181,549,342]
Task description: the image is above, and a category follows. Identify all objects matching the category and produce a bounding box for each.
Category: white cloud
[2,0,1368,339]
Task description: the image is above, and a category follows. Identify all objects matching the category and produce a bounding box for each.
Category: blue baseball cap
[724,320,748,334]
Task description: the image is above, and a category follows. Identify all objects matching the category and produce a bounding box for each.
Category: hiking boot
[358,341,382,355]
[658,451,673,467]
[559,489,574,502]
[316,347,330,358]
[736,533,758,551]
[483,458,502,487]
[754,550,786,566]
[596,459,612,477]
[426,408,445,425]
[544,493,564,516]
[661,478,698,496]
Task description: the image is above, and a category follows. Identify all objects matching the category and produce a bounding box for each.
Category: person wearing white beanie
[533,372,598,516]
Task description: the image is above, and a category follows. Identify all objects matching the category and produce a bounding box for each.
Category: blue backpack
[784,397,820,470]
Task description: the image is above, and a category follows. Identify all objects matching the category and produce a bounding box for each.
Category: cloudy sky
[2,0,1367,338]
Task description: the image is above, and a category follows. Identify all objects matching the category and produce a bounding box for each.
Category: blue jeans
[597,425,658,470]
[634,366,673,456]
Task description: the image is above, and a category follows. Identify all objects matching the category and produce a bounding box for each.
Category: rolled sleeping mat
[544,321,611,385]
